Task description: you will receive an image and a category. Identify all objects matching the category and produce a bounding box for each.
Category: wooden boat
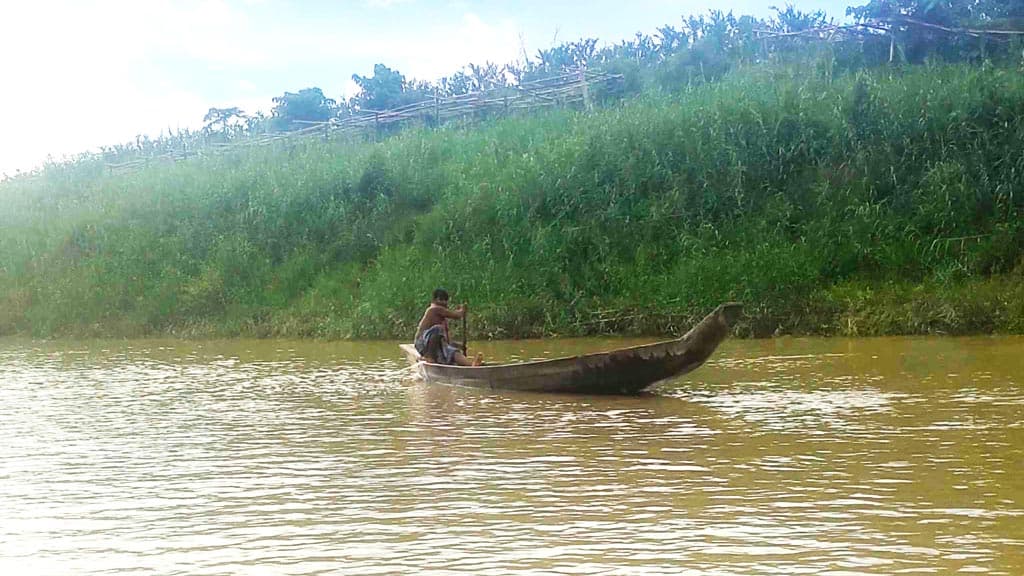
[400,302,742,394]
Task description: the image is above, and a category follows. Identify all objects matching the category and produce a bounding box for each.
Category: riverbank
[2,64,1023,339]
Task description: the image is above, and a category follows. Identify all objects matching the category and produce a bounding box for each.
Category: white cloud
[365,0,414,7]
[342,78,363,101]
[0,3,554,175]
[0,0,276,174]
[354,12,522,82]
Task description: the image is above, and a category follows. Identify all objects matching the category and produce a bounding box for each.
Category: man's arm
[440,304,467,319]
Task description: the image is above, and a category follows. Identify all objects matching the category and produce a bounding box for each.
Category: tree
[203,107,247,133]
[847,0,1024,63]
[351,64,410,111]
[655,25,689,60]
[437,71,474,97]
[245,111,269,134]
[270,87,337,131]
[848,0,1024,23]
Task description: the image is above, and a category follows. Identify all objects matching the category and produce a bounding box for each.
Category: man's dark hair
[432,288,450,302]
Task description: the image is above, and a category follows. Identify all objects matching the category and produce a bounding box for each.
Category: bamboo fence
[754,16,1024,63]
[101,17,1023,175]
[105,69,622,174]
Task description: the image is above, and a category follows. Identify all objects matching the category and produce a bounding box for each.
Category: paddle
[461,301,468,355]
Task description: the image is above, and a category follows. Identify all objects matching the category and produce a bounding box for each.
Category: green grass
[2,63,1023,339]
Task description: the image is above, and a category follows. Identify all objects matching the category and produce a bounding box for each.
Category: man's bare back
[415,303,463,339]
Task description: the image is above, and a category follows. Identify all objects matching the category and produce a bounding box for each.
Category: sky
[0,0,853,176]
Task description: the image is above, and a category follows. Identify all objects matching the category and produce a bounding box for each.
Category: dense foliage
[14,0,1013,173]
[1,1,1022,339]
[2,61,1022,339]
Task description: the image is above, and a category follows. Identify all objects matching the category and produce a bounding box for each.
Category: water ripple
[0,337,1022,575]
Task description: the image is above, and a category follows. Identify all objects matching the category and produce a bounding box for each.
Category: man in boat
[414,288,483,366]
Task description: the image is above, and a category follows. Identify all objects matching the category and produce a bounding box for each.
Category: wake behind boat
[400,302,742,394]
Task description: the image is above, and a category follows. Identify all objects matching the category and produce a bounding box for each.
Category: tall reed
[2,64,1022,338]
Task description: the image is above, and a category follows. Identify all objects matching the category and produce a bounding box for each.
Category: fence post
[434,88,440,126]
[580,68,592,111]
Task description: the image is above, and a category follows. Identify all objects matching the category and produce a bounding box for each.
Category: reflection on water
[1,336,1022,575]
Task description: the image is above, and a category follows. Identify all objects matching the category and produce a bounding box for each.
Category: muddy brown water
[1,336,1021,575]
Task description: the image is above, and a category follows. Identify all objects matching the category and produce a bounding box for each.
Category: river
[1,335,1021,575]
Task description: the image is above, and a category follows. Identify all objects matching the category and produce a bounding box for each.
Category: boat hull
[400,302,741,394]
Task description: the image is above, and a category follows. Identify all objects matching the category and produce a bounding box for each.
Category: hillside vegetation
[2,63,1023,339]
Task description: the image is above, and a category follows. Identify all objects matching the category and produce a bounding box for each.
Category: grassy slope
[1,64,1023,339]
